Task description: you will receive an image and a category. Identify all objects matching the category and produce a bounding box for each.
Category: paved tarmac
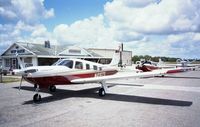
[0,71,200,127]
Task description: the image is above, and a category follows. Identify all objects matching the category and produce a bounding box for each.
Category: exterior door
[12,58,17,69]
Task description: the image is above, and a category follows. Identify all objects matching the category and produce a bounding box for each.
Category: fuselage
[21,59,118,88]
[136,62,197,74]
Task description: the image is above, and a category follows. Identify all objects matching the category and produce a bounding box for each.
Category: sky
[1,0,200,59]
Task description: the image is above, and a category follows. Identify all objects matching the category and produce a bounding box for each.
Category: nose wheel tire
[49,85,56,92]
[33,94,41,102]
[99,88,106,97]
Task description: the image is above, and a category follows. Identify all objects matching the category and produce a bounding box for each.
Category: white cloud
[0,0,54,23]
[0,0,55,53]
[44,8,54,19]
[121,0,161,8]
[101,0,200,58]
[0,21,57,53]
[104,0,200,34]
[0,7,17,19]
[53,15,119,48]
[1,0,200,58]
[31,24,48,37]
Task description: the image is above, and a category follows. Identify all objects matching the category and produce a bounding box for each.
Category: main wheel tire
[33,94,41,102]
[49,85,56,92]
[99,88,106,97]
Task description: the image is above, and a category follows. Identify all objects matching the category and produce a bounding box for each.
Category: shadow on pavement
[156,75,200,79]
[13,86,193,107]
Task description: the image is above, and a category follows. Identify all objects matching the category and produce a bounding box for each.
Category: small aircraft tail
[176,58,182,64]
[109,50,120,66]
[158,58,164,65]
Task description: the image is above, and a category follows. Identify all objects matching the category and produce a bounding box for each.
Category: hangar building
[0,42,132,72]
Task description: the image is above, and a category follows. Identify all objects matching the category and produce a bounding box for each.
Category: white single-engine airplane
[16,51,168,102]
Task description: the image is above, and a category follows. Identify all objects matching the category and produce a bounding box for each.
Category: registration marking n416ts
[95,72,106,77]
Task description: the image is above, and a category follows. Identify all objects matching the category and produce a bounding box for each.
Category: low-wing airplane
[135,58,199,73]
[175,58,200,68]
[16,51,169,102]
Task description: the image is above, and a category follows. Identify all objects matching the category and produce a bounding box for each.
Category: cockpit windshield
[52,59,63,66]
[52,59,74,69]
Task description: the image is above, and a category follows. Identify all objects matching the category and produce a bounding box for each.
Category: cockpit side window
[75,61,83,69]
[86,64,90,70]
[93,65,97,70]
[57,60,73,68]
[99,67,102,71]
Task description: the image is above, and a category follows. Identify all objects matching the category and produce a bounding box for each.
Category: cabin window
[93,65,97,70]
[99,67,102,71]
[58,60,73,68]
[86,64,90,70]
[75,61,83,69]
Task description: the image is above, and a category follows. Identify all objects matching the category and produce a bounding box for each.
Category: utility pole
[118,43,123,67]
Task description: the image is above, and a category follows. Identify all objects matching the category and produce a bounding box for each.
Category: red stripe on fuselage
[24,70,118,88]
[136,65,159,72]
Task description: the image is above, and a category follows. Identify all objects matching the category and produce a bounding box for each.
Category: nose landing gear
[33,84,41,102]
[49,85,56,92]
[98,81,108,97]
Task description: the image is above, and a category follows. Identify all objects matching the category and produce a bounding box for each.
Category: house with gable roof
[1,41,132,74]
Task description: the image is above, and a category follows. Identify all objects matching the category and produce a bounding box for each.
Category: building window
[69,49,81,54]
[5,59,10,67]
[24,57,32,63]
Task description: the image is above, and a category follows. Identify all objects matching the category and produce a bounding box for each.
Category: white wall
[32,57,38,66]
[88,49,132,66]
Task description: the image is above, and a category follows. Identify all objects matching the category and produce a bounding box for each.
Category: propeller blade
[19,76,23,91]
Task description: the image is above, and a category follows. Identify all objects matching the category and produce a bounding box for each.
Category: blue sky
[1,0,200,58]
[43,0,110,30]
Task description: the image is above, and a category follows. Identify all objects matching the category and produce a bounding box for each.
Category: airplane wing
[71,69,167,84]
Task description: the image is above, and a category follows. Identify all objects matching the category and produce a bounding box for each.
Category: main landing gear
[99,88,106,96]
[33,84,41,102]
[33,93,41,102]
[49,85,56,92]
[98,81,108,97]
[32,82,108,102]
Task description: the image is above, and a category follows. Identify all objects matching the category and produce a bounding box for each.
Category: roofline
[0,42,36,56]
[37,55,111,59]
[0,43,15,56]
[87,48,131,52]
[16,42,36,55]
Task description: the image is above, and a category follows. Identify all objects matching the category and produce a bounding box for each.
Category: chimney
[44,40,50,48]
[121,43,123,51]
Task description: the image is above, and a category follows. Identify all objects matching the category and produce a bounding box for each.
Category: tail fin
[16,53,24,69]
[109,50,120,66]
[176,58,182,64]
[158,58,164,64]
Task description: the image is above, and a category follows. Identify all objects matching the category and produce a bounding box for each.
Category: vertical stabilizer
[109,51,120,66]
[158,58,164,65]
